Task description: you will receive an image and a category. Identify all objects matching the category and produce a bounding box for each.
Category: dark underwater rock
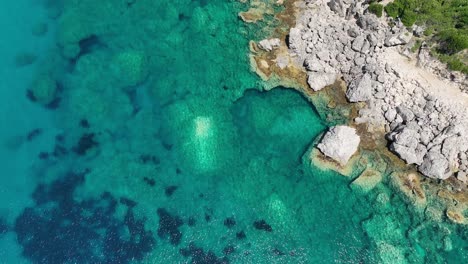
[157,208,183,245]
[253,220,273,232]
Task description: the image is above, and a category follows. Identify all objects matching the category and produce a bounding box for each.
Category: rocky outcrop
[317,126,360,166]
[288,0,468,181]
[346,73,373,102]
[258,38,281,52]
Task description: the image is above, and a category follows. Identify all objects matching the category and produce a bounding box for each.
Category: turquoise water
[0,0,466,263]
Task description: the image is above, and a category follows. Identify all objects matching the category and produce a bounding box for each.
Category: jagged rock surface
[289,0,468,181]
[317,125,360,166]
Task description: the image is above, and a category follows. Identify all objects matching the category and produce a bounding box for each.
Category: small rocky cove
[248,0,468,226]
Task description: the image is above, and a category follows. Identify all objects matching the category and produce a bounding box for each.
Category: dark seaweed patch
[187,216,196,227]
[120,197,137,208]
[157,208,183,245]
[205,213,211,222]
[73,133,98,155]
[272,248,285,256]
[143,177,155,187]
[80,119,90,128]
[26,90,36,102]
[223,245,235,255]
[45,97,61,109]
[27,128,42,141]
[165,185,178,197]
[38,152,49,160]
[236,231,246,240]
[180,242,229,264]
[139,154,160,165]
[162,142,173,150]
[253,220,272,232]
[223,217,236,228]
[14,171,155,264]
[52,144,68,157]
[55,133,65,142]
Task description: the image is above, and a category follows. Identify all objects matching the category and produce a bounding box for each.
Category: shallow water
[0,0,466,263]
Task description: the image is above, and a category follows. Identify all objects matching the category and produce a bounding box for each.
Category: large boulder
[385,31,412,47]
[307,72,338,91]
[419,151,452,180]
[389,128,427,165]
[346,73,373,102]
[317,126,361,166]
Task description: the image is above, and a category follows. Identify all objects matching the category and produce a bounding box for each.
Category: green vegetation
[410,39,422,53]
[368,3,384,18]
[383,0,467,73]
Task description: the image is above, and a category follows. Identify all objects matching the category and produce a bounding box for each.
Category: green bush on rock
[368,3,384,18]
[384,0,468,72]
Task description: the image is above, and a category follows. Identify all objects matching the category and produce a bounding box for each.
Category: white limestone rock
[307,72,338,91]
[258,38,281,52]
[317,126,361,166]
[346,73,373,102]
[419,151,452,180]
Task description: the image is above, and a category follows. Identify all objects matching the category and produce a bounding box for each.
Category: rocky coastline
[245,0,468,226]
[288,0,468,183]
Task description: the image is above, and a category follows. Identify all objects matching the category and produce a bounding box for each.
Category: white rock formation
[317,125,361,166]
[258,38,281,52]
[288,0,468,180]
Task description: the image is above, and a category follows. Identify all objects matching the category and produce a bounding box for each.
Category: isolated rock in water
[307,72,338,91]
[317,126,361,166]
[258,38,281,52]
[419,151,452,180]
[346,73,372,102]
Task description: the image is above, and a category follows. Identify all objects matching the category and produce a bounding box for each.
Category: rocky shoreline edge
[241,0,468,226]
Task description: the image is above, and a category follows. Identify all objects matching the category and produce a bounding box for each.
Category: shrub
[401,10,417,27]
[439,29,468,54]
[368,3,384,18]
[384,2,401,19]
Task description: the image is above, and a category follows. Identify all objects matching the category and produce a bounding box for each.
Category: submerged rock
[351,168,382,193]
[317,126,360,166]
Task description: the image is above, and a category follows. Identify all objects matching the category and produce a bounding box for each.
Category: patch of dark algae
[180,242,229,264]
[157,208,183,245]
[14,170,155,264]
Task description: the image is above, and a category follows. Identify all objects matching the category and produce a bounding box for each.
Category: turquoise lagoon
[0,0,466,263]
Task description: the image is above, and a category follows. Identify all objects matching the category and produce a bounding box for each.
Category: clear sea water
[0,0,466,263]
